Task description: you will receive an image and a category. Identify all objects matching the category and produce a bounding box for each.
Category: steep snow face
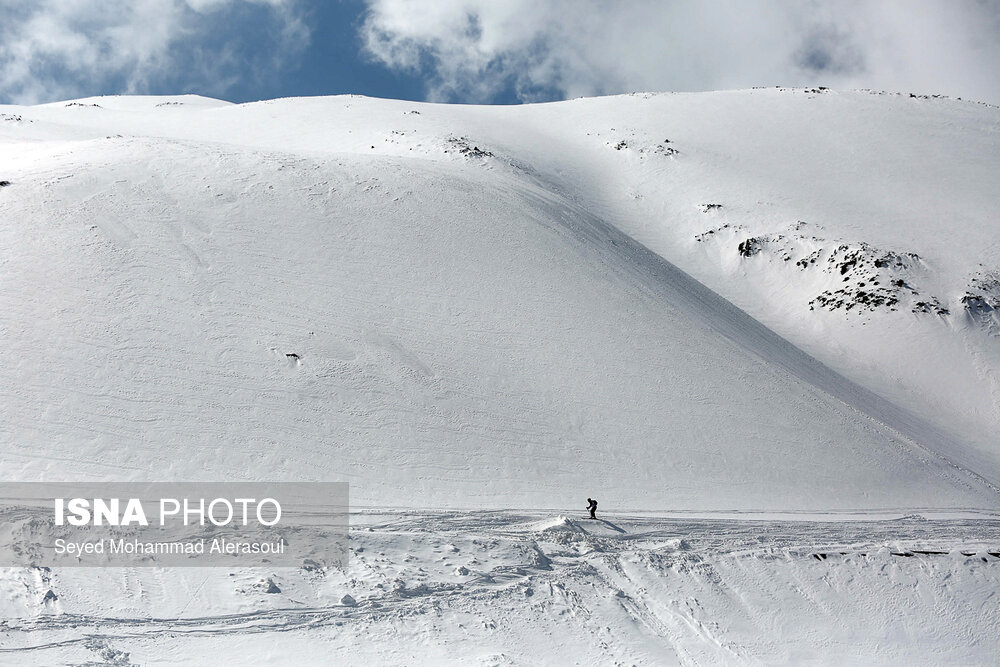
[463,88,1000,474]
[1,91,998,511]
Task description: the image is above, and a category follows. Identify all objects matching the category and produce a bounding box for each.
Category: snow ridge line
[522,184,1000,502]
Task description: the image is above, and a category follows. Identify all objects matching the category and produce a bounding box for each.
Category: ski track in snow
[2,511,1000,665]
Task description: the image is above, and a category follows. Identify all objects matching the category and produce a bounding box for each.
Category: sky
[0,0,999,106]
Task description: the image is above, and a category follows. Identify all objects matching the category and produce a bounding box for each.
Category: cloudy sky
[1,0,999,106]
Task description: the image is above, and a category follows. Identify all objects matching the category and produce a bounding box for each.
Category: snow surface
[3,511,999,665]
[1,89,999,663]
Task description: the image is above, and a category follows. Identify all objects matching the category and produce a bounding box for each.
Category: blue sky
[1,0,999,106]
[254,0,429,103]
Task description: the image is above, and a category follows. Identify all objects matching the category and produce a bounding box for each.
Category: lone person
[586,497,598,520]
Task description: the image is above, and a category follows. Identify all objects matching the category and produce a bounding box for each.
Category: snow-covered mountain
[2,89,999,664]
[3,89,1000,511]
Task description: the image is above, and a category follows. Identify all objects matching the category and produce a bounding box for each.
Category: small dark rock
[737,237,763,258]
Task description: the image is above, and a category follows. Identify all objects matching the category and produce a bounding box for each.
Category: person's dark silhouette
[587,498,598,519]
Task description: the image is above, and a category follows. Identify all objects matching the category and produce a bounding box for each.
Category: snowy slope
[2,89,1000,665]
[3,510,1000,665]
[2,92,999,511]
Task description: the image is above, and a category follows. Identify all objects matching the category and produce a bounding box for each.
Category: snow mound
[524,516,589,534]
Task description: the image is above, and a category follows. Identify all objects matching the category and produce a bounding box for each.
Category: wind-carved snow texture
[2,512,999,665]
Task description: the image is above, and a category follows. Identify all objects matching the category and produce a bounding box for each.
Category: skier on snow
[587,497,598,520]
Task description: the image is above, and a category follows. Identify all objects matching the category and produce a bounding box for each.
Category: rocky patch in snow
[807,243,931,314]
[694,223,744,244]
[721,224,953,316]
[590,127,678,158]
[962,272,1000,335]
[444,136,494,159]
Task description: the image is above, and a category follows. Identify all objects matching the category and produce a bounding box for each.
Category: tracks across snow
[2,510,999,665]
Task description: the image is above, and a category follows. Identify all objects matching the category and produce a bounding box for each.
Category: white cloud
[0,0,310,104]
[360,0,1000,104]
